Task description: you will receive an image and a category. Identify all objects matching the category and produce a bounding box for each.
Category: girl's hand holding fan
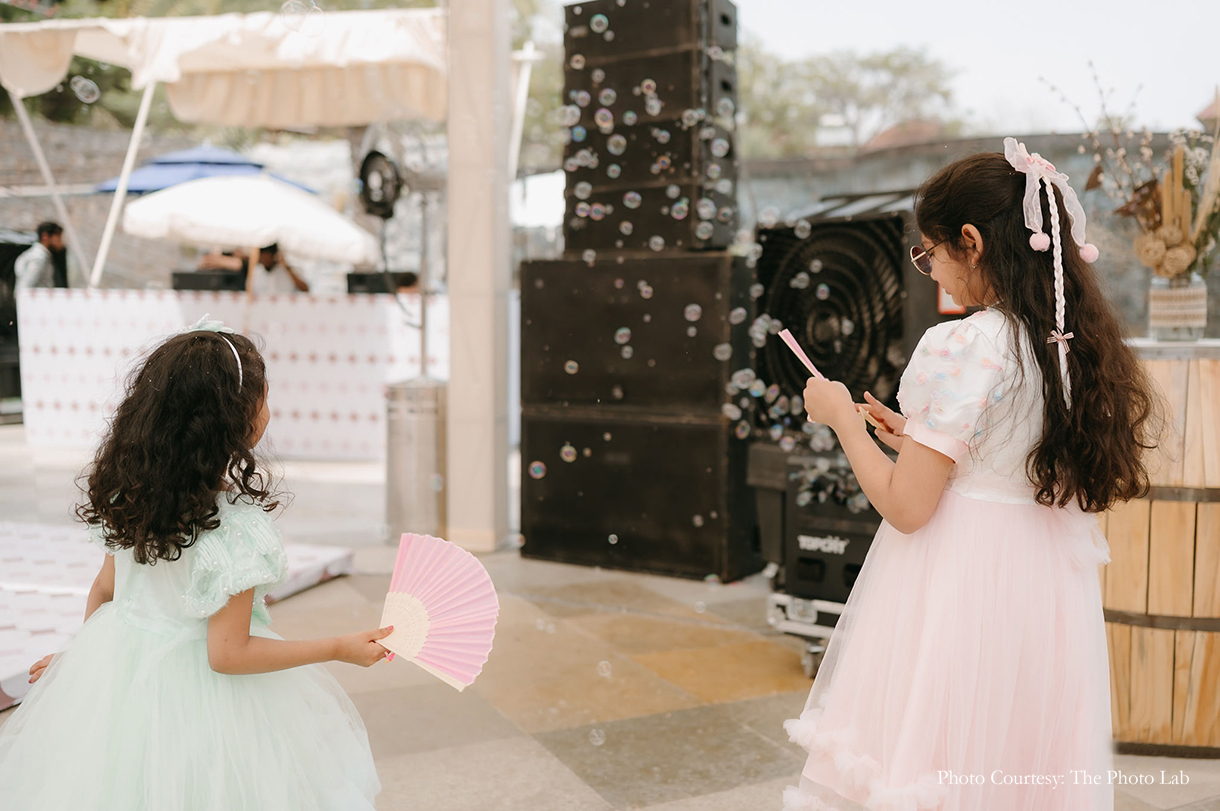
[379,533,500,691]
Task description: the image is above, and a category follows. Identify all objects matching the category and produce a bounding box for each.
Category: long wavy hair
[914,151,1164,512]
[76,330,280,564]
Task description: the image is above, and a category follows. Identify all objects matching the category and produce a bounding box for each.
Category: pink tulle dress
[783,308,1114,811]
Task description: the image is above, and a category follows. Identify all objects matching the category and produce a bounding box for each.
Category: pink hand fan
[778,329,827,380]
[379,533,500,691]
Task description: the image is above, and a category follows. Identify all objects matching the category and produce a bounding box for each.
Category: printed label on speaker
[797,535,850,554]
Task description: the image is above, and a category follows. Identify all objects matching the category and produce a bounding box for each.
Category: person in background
[14,222,67,291]
[198,244,310,294]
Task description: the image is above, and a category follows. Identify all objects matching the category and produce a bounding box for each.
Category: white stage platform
[0,521,353,711]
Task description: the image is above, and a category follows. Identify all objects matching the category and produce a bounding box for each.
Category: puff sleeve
[895,316,1007,463]
[87,523,115,556]
[183,504,287,622]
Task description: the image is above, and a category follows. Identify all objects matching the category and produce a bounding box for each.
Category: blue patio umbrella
[96,146,316,194]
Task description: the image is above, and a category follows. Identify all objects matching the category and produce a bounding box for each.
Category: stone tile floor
[1,424,1218,810]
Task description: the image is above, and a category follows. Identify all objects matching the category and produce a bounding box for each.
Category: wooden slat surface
[1148,501,1196,616]
[1196,504,1220,619]
[1183,360,1207,488]
[1145,359,1189,487]
[1098,510,1109,596]
[1199,360,1220,488]
[1107,623,1131,739]
[1128,626,1175,743]
[1173,630,1220,747]
[1104,499,1151,613]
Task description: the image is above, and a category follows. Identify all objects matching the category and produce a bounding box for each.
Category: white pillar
[445,0,512,552]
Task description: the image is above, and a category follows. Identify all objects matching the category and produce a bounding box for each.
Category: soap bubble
[589,729,606,746]
[571,125,587,142]
[69,76,100,104]
[711,138,730,158]
[641,78,657,94]
[809,258,824,273]
[582,248,597,263]
[564,360,579,374]
[575,181,593,200]
[749,380,767,398]
[528,461,547,479]
[607,163,622,179]
[603,432,613,441]
[608,534,618,545]
[735,421,751,439]
[794,220,812,239]
[713,343,733,361]
[559,105,582,126]
[789,271,810,290]
[716,97,735,118]
[692,515,705,527]
[717,206,734,223]
[731,369,756,388]
[816,283,831,300]
[591,68,605,83]
[655,155,672,170]
[722,403,742,420]
[686,326,698,337]
[666,184,682,199]
[842,318,855,336]
[695,222,715,240]
[594,108,614,129]
[611,385,624,399]
[729,307,747,325]
[645,97,663,116]
[682,108,702,127]
[597,660,613,677]
[759,207,780,227]
[639,285,654,299]
[749,283,765,299]
[561,443,578,463]
[779,436,796,452]
[590,13,609,32]
[716,178,734,195]
[623,191,642,209]
[648,236,665,252]
[607,135,627,155]
[622,111,638,126]
[619,221,634,235]
[671,200,690,220]
[575,202,591,218]
[621,346,634,359]
[696,198,718,220]
[599,88,617,106]
[684,303,703,322]
[614,327,632,344]
[654,129,671,144]
[705,163,722,180]
[280,0,325,36]
[768,423,784,441]
[589,203,606,221]
[570,54,586,70]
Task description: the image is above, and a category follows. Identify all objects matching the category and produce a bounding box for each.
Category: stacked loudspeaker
[519,0,762,581]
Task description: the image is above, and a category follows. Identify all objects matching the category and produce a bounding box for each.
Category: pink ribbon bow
[1047,329,1075,354]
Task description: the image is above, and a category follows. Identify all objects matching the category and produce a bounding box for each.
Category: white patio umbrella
[122,174,379,265]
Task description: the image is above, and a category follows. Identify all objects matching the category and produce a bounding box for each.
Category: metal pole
[90,82,157,288]
[419,192,429,379]
[6,87,95,281]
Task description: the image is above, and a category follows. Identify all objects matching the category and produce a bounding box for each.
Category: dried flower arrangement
[1043,69,1220,281]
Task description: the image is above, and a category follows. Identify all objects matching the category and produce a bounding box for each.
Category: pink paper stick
[778,329,826,380]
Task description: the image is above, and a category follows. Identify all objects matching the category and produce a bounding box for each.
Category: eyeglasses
[909,241,944,276]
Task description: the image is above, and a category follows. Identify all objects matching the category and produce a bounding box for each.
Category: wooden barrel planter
[1100,340,1220,756]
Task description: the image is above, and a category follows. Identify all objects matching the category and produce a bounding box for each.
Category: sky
[726,0,1220,136]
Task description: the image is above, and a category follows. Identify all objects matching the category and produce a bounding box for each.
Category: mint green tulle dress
[0,497,381,810]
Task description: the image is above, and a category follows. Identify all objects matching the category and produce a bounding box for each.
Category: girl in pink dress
[787,139,1163,811]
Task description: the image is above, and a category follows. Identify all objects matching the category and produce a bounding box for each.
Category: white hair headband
[183,313,243,389]
[1003,137,1099,409]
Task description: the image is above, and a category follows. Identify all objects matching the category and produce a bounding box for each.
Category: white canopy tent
[1,2,523,552]
[0,8,448,285]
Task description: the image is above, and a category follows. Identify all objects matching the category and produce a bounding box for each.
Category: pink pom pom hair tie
[1003,137,1098,408]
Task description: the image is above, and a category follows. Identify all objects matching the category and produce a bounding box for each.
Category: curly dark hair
[915,151,1165,512]
[76,329,281,564]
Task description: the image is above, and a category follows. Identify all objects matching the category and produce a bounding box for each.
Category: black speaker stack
[519,0,760,582]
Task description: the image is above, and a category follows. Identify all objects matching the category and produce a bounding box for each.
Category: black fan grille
[755,218,906,406]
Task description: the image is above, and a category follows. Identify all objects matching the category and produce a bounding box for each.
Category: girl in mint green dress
[0,318,393,810]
